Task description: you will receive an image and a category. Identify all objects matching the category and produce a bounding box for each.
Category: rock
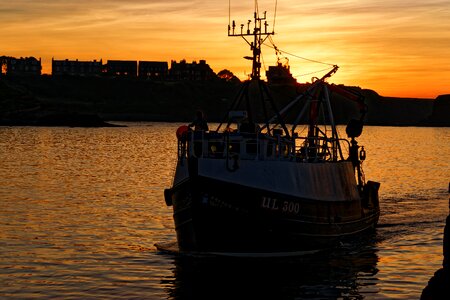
[421,215,450,299]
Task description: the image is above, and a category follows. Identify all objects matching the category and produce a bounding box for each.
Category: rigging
[229,0,337,80]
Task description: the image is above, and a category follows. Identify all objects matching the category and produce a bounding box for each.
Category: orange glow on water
[1,0,449,98]
[1,125,449,298]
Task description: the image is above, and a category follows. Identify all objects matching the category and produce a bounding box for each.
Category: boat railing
[180,130,297,161]
[266,134,294,160]
[293,135,350,162]
[178,131,224,160]
[179,130,353,163]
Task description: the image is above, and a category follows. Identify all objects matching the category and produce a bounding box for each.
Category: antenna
[228,0,231,32]
[273,0,278,32]
[228,2,275,80]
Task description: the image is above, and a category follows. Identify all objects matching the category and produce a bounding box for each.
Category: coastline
[1,75,448,127]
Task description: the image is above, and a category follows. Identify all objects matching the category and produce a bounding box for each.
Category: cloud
[1,0,449,97]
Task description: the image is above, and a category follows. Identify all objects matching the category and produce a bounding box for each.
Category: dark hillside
[367,94,434,125]
[0,75,447,126]
[424,94,450,126]
[0,76,240,123]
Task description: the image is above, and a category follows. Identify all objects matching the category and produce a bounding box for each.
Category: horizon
[1,0,449,98]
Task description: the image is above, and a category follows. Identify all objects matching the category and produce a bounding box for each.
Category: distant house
[52,58,103,76]
[106,60,137,77]
[3,56,41,76]
[138,61,168,80]
[266,61,297,85]
[170,59,215,81]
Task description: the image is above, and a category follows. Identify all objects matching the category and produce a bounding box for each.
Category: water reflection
[1,125,448,299]
[164,234,379,299]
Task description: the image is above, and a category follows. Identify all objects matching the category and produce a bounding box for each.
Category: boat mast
[228,2,273,80]
[226,2,290,136]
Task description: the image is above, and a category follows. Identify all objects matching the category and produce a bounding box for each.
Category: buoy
[176,125,189,140]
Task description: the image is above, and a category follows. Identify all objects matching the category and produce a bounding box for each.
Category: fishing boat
[162,5,380,254]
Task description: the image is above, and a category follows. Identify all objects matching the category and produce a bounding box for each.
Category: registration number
[261,196,300,214]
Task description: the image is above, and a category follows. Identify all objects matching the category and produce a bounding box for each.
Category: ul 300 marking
[261,196,300,214]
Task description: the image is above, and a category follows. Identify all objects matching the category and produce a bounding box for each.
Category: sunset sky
[1,0,449,98]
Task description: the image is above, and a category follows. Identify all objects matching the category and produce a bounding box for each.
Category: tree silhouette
[217,69,240,83]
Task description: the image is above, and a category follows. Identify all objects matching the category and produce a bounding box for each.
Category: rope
[265,37,335,66]
[293,66,336,78]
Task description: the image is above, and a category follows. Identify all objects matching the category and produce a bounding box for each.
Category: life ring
[176,125,189,140]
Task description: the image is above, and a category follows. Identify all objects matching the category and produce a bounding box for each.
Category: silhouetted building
[170,59,215,81]
[52,58,103,76]
[0,56,8,76]
[138,61,168,80]
[106,60,137,77]
[266,61,297,85]
[2,56,41,76]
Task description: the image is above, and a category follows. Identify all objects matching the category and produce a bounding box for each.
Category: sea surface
[0,123,449,299]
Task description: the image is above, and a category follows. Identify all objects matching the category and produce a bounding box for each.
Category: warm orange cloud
[1,0,449,98]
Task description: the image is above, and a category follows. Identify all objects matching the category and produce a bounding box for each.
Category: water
[0,123,449,299]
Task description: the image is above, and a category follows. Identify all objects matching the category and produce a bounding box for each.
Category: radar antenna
[228,3,274,80]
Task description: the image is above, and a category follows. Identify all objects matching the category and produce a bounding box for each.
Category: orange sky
[1,0,449,98]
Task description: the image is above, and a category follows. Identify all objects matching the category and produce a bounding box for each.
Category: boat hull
[168,169,380,253]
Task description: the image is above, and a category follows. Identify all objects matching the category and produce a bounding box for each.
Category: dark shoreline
[1,75,449,127]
